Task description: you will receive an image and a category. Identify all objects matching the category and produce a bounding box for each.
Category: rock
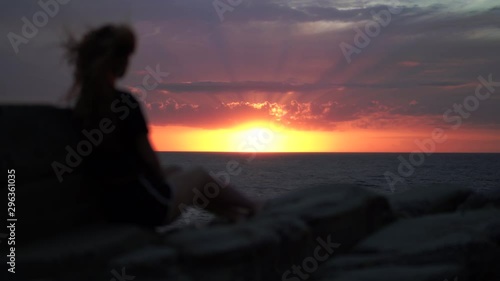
[458,188,500,210]
[355,209,500,254]
[12,175,102,243]
[312,264,459,281]
[387,184,474,218]
[153,184,392,281]
[163,218,287,281]
[16,224,156,280]
[309,209,500,281]
[261,184,395,252]
[0,105,101,241]
[243,216,312,275]
[345,209,500,280]
[0,105,78,181]
[108,245,179,279]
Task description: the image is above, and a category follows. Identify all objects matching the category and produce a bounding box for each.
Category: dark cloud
[156,80,472,94]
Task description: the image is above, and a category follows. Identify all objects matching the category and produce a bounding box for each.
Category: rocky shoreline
[10,184,500,281]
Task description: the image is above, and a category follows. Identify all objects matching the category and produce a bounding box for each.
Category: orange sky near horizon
[148,124,500,153]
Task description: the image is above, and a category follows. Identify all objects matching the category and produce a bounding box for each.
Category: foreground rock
[15,224,156,280]
[313,264,459,281]
[312,208,500,280]
[10,184,500,281]
[1,105,101,243]
[387,184,474,218]
[8,184,394,281]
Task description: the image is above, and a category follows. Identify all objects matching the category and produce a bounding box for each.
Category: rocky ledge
[7,184,500,281]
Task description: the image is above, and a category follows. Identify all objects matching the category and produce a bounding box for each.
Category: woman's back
[76,90,148,183]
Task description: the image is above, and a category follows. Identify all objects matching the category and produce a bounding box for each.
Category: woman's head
[65,24,136,83]
[64,24,136,121]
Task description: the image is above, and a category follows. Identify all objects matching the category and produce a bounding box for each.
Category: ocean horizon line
[157,151,500,154]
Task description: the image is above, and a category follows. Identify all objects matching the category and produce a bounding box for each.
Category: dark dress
[75,90,171,228]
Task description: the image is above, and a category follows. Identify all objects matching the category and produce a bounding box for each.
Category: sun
[230,122,278,153]
[228,121,331,152]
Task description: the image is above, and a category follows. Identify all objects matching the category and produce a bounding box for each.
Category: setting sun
[229,121,331,152]
[149,121,337,153]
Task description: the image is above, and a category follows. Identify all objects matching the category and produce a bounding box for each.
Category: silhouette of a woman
[64,24,259,227]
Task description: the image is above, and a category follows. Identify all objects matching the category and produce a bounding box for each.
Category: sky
[1,0,500,152]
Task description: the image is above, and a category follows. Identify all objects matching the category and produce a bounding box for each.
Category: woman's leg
[164,167,259,223]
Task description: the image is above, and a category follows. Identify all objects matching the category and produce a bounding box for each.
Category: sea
[157,152,500,228]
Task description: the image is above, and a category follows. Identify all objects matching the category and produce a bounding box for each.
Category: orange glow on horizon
[149,123,500,153]
[149,121,336,152]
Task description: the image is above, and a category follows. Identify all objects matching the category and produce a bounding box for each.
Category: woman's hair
[63,24,136,126]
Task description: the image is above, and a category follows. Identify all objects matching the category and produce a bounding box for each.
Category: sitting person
[63,24,260,228]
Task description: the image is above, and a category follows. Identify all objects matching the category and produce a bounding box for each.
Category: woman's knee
[168,166,218,197]
[168,167,208,192]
